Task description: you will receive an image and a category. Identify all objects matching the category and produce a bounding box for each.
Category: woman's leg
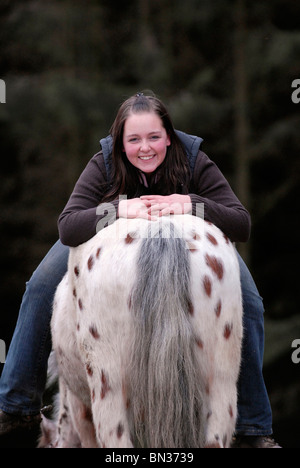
[0,240,69,416]
[236,252,273,436]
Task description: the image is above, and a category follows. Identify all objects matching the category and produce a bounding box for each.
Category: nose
[140,140,150,152]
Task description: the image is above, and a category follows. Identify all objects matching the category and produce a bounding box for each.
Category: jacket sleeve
[189,151,251,243]
[58,152,119,247]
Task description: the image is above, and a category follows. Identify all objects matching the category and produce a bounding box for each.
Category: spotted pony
[40,214,243,448]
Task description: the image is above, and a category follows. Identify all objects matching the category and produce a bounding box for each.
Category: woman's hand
[140,194,192,217]
[118,197,157,220]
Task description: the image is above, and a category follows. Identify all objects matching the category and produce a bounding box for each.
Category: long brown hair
[102,93,191,202]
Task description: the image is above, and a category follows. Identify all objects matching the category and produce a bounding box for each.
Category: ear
[166,134,171,146]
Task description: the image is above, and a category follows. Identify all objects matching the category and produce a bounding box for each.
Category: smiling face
[123,112,171,173]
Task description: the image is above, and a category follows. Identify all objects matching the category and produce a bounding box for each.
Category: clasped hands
[118,194,192,221]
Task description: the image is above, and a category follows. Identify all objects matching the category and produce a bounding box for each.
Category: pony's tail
[128,220,203,448]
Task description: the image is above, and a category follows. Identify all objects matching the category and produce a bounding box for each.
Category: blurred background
[0,0,299,448]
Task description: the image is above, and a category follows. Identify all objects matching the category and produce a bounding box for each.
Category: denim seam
[235,425,273,437]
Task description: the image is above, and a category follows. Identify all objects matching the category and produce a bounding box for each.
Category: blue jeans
[0,240,273,436]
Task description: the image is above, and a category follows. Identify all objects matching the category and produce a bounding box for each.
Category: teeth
[139,155,155,160]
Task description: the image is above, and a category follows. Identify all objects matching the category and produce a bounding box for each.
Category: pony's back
[47,215,243,448]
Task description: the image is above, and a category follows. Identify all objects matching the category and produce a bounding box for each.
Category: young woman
[0,93,280,448]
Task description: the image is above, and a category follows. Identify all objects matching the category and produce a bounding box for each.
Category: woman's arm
[188,151,251,242]
[58,149,251,247]
[141,151,251,243]
[58,152,118,247]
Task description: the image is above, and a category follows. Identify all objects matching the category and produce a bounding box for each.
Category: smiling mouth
[138,155,156,161]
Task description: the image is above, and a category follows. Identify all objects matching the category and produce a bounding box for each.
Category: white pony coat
[44,215,243,448]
